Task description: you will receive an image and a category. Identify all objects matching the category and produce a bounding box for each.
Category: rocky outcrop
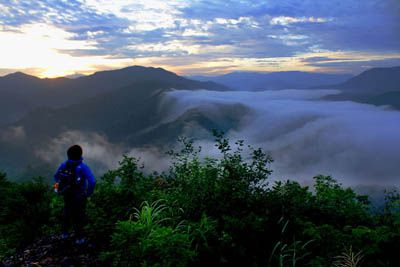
[1,235,101,267]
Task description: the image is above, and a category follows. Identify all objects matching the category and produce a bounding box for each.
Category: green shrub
[0,173,51,258]
[104,200,195,267]
[1,134,400,266]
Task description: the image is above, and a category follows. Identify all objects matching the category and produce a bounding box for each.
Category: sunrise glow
[0,0,399,77]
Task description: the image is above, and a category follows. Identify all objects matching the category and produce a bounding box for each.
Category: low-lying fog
[165,89,400,187]
[37,89,399,191]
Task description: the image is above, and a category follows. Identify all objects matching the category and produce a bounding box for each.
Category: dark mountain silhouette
[367,91,400,109]
[322,66,400,109]
[0,66,227,125]
[0,72,74,124]
[0,74,238,176]
[189,71,352,91]
[13,79,247,146]
[328,66,400,93]
[0,71,74,96]
[72,66,227,97]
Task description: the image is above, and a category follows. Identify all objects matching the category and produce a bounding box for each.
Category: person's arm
[83,165,96,197]
[54,163,65,183]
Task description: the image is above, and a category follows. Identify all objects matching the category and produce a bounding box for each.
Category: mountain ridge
[189,71,353,91]
[0,78,238,176]
[0,66,228,125]
[327,66,400,93]
[320,66,400,109]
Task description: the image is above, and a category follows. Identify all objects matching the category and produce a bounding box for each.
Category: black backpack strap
[58,162,79,194]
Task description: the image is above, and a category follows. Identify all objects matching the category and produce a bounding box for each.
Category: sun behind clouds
[0,23,132,77]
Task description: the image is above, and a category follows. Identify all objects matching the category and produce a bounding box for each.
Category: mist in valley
[166,89,400,187]
[29,88,400,193]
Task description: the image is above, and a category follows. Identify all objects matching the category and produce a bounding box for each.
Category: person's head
[67,145,83,160]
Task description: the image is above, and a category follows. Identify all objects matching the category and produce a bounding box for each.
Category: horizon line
[3,64,398,79]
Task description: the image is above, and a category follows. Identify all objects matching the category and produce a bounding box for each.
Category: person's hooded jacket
[54,157,96,197]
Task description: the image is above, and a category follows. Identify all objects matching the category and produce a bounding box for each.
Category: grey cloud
[3,0,398,69]
[34,131,123,172]
[0,0,400,73]
[34,130,172,175]
[305,58,400,74]
[0,126,26,142]
[300,56,342,63]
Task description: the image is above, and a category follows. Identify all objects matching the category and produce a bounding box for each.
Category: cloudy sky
[0,0,399,77]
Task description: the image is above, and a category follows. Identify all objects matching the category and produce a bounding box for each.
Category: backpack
[57,163,85,194]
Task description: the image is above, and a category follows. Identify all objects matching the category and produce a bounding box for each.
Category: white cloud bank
[270,16,331,26]
[34,89,400,188]
[164,89,400,187]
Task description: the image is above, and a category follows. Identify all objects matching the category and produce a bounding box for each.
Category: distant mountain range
[321,66,400,108]
[0,66,227,125]
[328,66,400,93]
[190,67,400,109]
[14,79,244,147]
[189,71,353,91]
[1,65,399,177]
[0,66,235,177]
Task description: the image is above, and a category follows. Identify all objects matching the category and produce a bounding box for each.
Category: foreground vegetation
[1,133,399,266]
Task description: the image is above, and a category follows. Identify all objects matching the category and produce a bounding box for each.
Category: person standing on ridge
[54,145,96,244]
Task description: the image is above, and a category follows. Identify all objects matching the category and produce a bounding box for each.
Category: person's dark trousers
[62,192,87,239]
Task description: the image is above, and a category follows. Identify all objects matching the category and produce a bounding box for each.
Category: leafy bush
[104,200,195,267]
[0,173,51,257]
[86,156,156,245]
[1,133,400,266]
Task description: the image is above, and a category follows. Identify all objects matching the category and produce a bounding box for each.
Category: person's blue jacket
[54,157,96,197]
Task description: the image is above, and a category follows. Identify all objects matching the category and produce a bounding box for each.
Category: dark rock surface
[1,235,101,267]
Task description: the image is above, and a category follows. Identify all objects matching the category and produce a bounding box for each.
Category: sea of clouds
[34,89,400,189]
[165,89,400,187]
